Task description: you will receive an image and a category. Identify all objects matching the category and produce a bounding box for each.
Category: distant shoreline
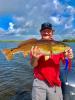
[62,39,75,42]
[0,39,75,42]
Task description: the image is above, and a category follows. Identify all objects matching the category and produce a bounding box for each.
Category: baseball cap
[40,22,54,32]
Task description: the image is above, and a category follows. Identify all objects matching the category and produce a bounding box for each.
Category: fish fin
[22,51,28,57]
[5,53,13,60]
[18,38,37,47]
[1,49,13,60]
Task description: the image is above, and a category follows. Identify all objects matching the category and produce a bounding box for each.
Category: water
[0,42,75,100]
[0,42,33,100]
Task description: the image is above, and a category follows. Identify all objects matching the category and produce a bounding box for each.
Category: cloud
[50,16,62,24]
[63,33,75,39]
[0,28,6,35]
[53,0,60,9]
[66,5,75,14]
[53,34,63,40]
[13,16,25,22]
[60,28,75,39]
[0,0,75,40]
[64,16,74,29]
[25,21,33,27]
[8,22,15,32]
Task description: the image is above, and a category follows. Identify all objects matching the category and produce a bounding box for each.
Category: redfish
[1,38,70,60]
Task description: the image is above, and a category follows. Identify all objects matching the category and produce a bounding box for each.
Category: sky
[0,0,75,40]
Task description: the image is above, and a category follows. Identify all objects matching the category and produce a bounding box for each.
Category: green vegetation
[0,39,75,43]
[62,39,75,42]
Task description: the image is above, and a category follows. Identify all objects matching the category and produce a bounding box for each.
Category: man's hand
[30,46,43,59]
[64,47,73,59]
[30,46,50,60]
[30,46,43,67]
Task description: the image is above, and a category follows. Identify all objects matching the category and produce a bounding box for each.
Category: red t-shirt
[32,53,65,87]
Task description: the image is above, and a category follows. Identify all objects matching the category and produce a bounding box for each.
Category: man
[30,23,73,100]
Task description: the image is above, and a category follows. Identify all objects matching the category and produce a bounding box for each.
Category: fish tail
[2,49,11,54]
[2,49,13,60]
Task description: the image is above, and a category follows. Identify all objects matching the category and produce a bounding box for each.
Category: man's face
[41,29,53,40]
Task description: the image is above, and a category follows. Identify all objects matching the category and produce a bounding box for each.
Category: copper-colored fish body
[2,38,69,60]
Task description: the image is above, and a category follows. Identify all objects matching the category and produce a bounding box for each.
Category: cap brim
[40,28,55,32]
